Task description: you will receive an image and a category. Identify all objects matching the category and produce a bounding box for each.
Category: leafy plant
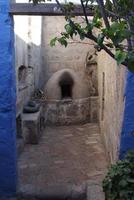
[103,151,134,200]
[29,0,134,72]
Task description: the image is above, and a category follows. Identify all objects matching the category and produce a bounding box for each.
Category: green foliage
[64,24,74,37]
[50,37,57,47]
[104,21,130,46]
[97,33,105,47]
[63,2,74,13]
[103,151,134,200]
[57,37,68,47]
[29,0,46,4]
[115,50,127,65]
[30,0,134,72]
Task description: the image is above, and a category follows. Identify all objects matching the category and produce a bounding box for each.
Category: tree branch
[85,32,128,66]
[54,0,127,66]
[68,40,94,45]
[80,0,89,25]
[55,0,66,13]
[85,33,115,58]
[112,0,117,8]
[105,9,120,19]
[96,0,110,28]
[55,0,128,65]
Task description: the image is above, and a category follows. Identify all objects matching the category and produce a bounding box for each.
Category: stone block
[87,183,105,200]
[17,183,86,200]
[22,108,43,144]
[44,97,91,125]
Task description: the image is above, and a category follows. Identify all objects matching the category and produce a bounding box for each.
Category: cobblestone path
[18,123,108,199]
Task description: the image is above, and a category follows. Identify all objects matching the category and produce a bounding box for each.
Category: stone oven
[43,69,98,125]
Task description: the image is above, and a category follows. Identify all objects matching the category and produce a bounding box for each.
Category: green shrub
[103,151,134,200]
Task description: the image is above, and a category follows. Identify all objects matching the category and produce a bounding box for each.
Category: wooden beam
[9,3,94,16]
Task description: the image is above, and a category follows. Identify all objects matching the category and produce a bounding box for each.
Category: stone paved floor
[18,123,108,199]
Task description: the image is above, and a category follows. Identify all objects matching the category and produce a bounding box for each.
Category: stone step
[3,182,104,200]
[87,182,105,200]
[17,183,86,200]
[16,181,105,200]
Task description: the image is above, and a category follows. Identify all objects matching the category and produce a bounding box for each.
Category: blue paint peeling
[0,0,17,198]
[120,71,134,159]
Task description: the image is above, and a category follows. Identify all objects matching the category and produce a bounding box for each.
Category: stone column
[0,0,17,198]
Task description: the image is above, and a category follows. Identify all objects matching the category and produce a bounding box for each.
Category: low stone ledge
[87,180,105,200]
[22,108,44,144]
[0,198,17,200]
[44,97,99,126]
[17,183,86,200]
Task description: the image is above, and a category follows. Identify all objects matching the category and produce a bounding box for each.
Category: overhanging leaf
[50,37,57,47]
[115,50,127,65]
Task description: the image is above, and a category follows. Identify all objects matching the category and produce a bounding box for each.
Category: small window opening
[59,72,74,99]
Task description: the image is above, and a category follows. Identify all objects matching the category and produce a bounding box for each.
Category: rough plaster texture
[14,14,131,161]
[44,97,98,125]
[14,14,99,145]
[98,50,126,163]
[41,16,99,125]
[21,108,43,144]
[14,15,43,116]
[45,69,89,100]
[0,0,16,197]
[41,16,98,93]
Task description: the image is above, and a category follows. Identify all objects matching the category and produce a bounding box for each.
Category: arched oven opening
[59,72,74,100]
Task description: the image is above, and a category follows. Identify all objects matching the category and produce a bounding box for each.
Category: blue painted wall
[0,0,133,196]
[0,0,17,197]
[120,71,134,159]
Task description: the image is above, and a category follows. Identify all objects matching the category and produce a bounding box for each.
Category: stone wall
[45,69,89,100]
[42,16,98,125]
[44,97,98,125]
[14,14,127,162]
[41,16,99,125]
[14,15,99,130]
[97,50,126,163]
[14,15,43,116]
[41,16,98,97]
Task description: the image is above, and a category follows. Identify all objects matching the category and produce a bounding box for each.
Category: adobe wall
[97,50,126,163]
[14,13,128,160]
[41,16,99,125]
[14,15,43,116]
[41,16,98,97]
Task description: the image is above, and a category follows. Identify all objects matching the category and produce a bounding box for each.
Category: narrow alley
[18,123,107,200]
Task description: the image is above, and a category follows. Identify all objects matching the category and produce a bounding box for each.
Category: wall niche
[18,65,27,90]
